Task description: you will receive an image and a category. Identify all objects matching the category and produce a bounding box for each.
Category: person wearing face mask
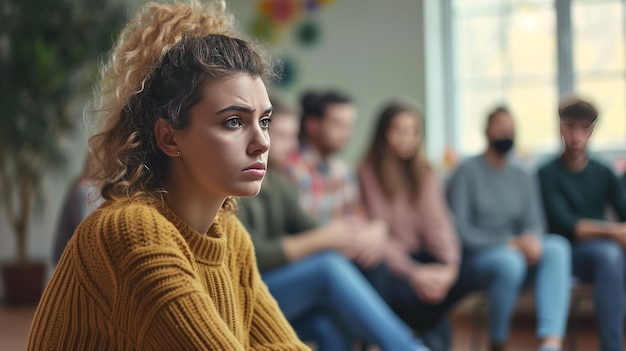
[538,95,626,351]
[446,106,571,351]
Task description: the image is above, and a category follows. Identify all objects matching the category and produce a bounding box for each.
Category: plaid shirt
[284,145,361,224]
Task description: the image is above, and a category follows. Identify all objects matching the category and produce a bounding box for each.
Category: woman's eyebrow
[215,105,274,115]
[216,104,254,115]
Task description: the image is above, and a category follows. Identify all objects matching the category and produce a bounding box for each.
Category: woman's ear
[154,119,181,157]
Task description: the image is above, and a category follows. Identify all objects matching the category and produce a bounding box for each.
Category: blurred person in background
[447,106,571,351]
[237,98,429,351]
[283,90,388,269]
[358,102,468,351]
[52,157,103,265]
[538,95,626,351]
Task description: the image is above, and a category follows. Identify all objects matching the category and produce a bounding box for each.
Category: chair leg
[471,298,486,351]
[568,294,582,351]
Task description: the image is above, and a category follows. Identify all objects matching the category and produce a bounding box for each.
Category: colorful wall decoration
[249,0,335,88]
[250,0,334,46]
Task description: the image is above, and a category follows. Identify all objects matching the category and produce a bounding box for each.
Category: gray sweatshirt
[446,155,544,253]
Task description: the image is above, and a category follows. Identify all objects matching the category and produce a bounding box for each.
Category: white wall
[0,0,450,298]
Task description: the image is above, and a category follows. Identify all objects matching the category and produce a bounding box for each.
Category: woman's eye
[260,117,272,130]
[224,117,242,129]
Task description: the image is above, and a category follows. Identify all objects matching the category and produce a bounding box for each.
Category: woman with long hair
[358,102,464,351]
[28,1,308,349]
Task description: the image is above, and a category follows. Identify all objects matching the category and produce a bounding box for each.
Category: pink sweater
[358,163,459,278]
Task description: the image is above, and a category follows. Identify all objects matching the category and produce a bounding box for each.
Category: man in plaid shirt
[283,89,387,268]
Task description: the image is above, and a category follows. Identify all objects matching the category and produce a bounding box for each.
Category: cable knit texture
[28,197,309,350]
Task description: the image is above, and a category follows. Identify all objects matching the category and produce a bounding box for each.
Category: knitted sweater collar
[154,198,228,265]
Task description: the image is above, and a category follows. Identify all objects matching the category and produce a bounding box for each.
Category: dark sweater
[238,170,319,272]
[537,156,626,242]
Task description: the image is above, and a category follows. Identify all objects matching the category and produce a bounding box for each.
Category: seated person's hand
[408,264,457,304]
[510,234,543,265]
[322,218,361,254]
[340,218,387,269]
[612,223,626,248]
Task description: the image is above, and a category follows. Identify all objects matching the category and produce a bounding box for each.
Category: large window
[450,0,626,155]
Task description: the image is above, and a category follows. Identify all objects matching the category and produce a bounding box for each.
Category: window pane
[458,88,507,154]
[572,0,626,150]
[455,0,552,12]
[509,7,556,76]
[577,78,626,150]
[456,15,506,80]
[572,1,625,73]
[453,0,557,154]
[509,84,559,153]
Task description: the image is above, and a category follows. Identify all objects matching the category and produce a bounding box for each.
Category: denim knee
[490,248,527,287]
[309,251,356,280]
[542,235,571,265]
[589,241,625,272]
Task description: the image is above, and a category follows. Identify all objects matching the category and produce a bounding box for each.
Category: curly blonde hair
[87,0,276,211]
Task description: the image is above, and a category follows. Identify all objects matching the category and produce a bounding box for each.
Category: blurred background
[0,0,625,302]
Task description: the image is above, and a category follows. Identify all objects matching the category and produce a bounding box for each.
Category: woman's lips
[242,162,266,179]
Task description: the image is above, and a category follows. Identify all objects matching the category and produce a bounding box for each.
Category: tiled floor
[0,295,611,351]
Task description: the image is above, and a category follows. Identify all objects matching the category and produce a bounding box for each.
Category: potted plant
[0,0,125,305]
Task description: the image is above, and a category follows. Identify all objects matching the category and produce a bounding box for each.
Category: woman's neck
[163,178,223,234]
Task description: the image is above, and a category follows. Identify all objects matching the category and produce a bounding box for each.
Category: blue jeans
[462,234,571,344]
[572,239,626,351]
[262,251,426,351]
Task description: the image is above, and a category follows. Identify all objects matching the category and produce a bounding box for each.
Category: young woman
[358,102,465,351]
[28,1,308,350]
[237,99,429,351]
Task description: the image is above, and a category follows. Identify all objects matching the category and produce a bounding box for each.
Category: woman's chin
[231,183,263,198]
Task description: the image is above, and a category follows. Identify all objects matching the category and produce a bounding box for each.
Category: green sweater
[537,156,626,242]
[238,170,319,272]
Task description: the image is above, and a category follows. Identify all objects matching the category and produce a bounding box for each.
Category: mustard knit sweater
[28,197,309,350]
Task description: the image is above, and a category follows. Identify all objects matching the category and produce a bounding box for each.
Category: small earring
[164,147,169,152]
[176,151,180,156]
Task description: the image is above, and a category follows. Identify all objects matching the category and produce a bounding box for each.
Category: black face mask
[491,138,514,155]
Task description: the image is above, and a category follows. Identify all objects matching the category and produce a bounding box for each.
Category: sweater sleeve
[237,177,319,272]
[283,178,320,236]
[537,166,581,241]
[447,164,509,252]
[358,164,418,278]
[416,170,460,266]
[358,165,459,276]
[357,163,388,223]
[519,170,545,236]
[607,169,626,222]
[102,206,249,350]
[237,198,289,272]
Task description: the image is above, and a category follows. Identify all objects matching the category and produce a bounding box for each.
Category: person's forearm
[281,228,331,262]
[575,219,621,240]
